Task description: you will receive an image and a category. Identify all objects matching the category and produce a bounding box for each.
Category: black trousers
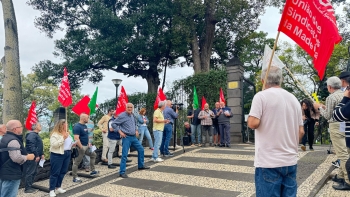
[25,160,39,190]
[302,119,316,148]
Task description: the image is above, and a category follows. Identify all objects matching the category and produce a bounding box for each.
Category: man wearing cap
[339,71,350,91]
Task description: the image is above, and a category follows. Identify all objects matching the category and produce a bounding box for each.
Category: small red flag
[58,67,73,107]
[25,101,37,130]
[201,96,207,110]
[219,88,226,104]
[278,0,342,79]
[116,86,129,115]
[154,87,167,110]
[72,96,91,115]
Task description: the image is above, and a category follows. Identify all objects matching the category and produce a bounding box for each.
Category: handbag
[71,147,79,158]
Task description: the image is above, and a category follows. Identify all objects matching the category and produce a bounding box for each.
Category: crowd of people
[248,67,350,196]
[2,68,350,197]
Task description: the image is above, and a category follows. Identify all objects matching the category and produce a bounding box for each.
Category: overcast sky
[0,2,297,104]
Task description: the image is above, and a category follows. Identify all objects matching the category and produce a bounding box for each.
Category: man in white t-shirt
[248,66,304,196]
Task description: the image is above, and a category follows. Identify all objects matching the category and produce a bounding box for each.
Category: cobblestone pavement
[17,144,349,197]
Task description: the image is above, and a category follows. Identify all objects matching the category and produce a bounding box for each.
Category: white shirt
[249,87,303,168]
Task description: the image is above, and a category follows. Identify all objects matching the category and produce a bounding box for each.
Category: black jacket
[25,131,43,157]
[0,132,27,180]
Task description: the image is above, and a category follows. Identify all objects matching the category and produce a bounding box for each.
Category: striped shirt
[198,110,214,125]
[111,112,137,136]
[319,89,343,123]
[332,96,350,147]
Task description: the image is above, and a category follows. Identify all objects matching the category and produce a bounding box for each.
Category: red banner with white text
[278,0,342,79]
[115,86,129,115]
[25,101,37,130]
[58,67,73,107]
[154,87,167,110]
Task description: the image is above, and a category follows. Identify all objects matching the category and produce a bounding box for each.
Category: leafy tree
[27,0,188,93]
[1,0,23,123]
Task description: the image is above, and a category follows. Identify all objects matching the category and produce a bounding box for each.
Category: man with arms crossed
[248,67,304,196]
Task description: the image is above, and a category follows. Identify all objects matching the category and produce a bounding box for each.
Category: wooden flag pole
[283,66,314,101]
[262,31,280,90]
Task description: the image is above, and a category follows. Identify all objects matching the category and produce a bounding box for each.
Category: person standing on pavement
[112,103,150,178]
[24,123,44,193]
[314,76,350,190]
[49,119,74,197]
[216,102,233,147]
[137,108,154,150]
[72,113,98,183]
[300,99,320,151]
[212,102,220,146]
[82,119,94,172]
[97,108,114,163]
[0,120,35,197]
[198,103,215,147]
[107,113,122,169]
[151,101,169,162]
[160,100,178,157]
[187,106,201,146]
[248,66,304,196]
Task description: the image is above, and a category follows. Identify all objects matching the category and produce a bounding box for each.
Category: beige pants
[102,132,109,160]
[72,146,97,178]
[329,123,350,184]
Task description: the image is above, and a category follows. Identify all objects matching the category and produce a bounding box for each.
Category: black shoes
[333,182,350,190]
[24,188,38,193]
[332,174,345,183]
[119,174,128,178]
[108,165,116,169]
[164,153,174,157]
[226,144,231,148]
[138,166,150,170]
[219,144,225,147]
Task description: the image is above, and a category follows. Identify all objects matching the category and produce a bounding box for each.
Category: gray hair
[158,101,166,108]
[261,66,283,87]
[31,123,38,130]
[327,76,341,89]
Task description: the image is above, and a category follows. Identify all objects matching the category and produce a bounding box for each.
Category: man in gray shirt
[216,102,233,147]
[112,103,150,178]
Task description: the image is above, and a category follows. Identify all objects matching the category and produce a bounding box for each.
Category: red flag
[219,88,226,104]
[153,87,167,110]
[58,67,73,107]
[116,86,129,115]
[278,0,342,79]
[72,96,91,115]
[201,96,207,110]
[25,101,37,130]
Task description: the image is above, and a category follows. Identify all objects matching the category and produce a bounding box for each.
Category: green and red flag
[88,87,98,115]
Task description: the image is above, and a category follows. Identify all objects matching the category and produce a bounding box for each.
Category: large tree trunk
[191,31,201,74]
[144,62,160,94]
[1,0,23,123]
[199,0,216,73]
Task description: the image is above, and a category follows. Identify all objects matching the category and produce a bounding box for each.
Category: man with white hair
[314,76,350,190]
[25,122,44,193]
[198,103,215,147]
[248,66,304,196]
[112,103,150,178]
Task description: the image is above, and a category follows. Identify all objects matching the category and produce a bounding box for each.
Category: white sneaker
[55,188,66,194]
[49,190,56,197]
[155,158,164,162]
[149,158,155,162]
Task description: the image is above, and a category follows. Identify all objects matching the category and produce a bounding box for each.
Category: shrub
[93,129,103,149]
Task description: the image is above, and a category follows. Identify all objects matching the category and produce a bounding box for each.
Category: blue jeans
[152,130,163,159]
[219,123,231,145]
[120,135,144,175]
[138,126,154,148]
[160,124,172,155]
[255,165,297,197]
[0,179,20,197]
[191,124,201,144]
[49,151,71,190]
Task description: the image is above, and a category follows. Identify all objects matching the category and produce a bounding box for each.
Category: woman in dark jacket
[301,99,320,151]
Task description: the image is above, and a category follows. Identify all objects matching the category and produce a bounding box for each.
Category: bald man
[0,120,35,197]
[72,113,98,183]
[0,124,6,140]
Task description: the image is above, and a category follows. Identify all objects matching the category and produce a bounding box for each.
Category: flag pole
[65,107,68,132]
[262,31,280,90]
[284,66,314,101]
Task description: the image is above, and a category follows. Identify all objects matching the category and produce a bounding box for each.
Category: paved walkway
[17,144,348,197]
